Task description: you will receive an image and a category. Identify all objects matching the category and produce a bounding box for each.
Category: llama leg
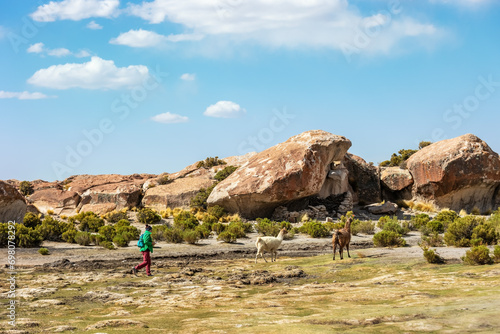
[262,252,268,263]
[340,247,343,260]
[333,243,336,260]
[346,244,351,258]
[255,250,259,263]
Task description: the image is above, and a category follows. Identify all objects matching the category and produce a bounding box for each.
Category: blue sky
[1,0,499,181]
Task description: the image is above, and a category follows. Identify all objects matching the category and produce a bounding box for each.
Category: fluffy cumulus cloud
[151,112,189,124]
[180,73,195,81]
[27,56,149,90]
[0,91,52,100]
[30,0,119,22]
[27,42,45,53]
[204,101,246,118]
[125,0,441,54]
[110,29,203,48]
[86,20,103,29]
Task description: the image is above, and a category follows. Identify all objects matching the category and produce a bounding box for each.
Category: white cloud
[204,101,246,118]
[0,91,53,100]
[31,0,119,22]
[47,47,72,57]
[125,0,441,55]
[151,112,189,124]
[86,20,103,29]
[27,42,45,53]
[110,29,203,48]
[27,43,91,58]
[180,73,195,81]
[27,56,149,90]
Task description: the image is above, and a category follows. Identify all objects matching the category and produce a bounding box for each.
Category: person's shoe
[132,267,138,275]
[147,273,154,276]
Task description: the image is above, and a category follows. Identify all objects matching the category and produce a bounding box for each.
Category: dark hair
[146,225,152,231]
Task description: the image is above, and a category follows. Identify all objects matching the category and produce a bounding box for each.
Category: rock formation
[343,153,381,205]
[207,130,352,218]
[0,181,27,223]
[406,134,500,213]
[380,166,413,201]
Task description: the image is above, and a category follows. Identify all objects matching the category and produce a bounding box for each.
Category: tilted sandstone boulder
[380,167,413,192]
[343,153,381,204]
[406,134,500,213]
[365,201,398,215]
[207,130,352,218]
[29,188,81,216]
[0,181,27,223]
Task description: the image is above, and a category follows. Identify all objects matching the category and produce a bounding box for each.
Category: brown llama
[332,216,353,260]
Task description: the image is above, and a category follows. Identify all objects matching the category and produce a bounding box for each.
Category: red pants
[135,251,151,275]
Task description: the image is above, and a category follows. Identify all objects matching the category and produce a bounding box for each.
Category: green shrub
[214,166,238,182]
[420,232,444,247]
[15,224,43,248]
[115,219,131,228]
[419,141,432,149]
[190,183,217,210]
[207,205,226,219]
[324,222,344,231]
[434,210,459,228]
[426,220,445,234]
[377,216,393,229]
[79,214,105,233]
[217,231,236,243]
[157,174,170,185]
[115,225,139,239]
[151,225,169,241]
[61,228,77,243]
[462,245,493,265]
[36,216,72,241]
[19,181,34,196]
[195,225,211,239]
[0,223,9,247]
[382,220,406,235]
[255,218,281,236]
[373,230,406,247]
[422,247,445,264]
[351,220,375,235]
[174,211,199,230]
[102,210,128,223]
[202,214,219,228]
[113,234,129,247]
[98,225,117,242]
[75,232,92,246]
[299,221,330,238]
[23,212,41,228]
[227,222,246,238]
[137,208,162,225]
[165,228,184,243]
[494,245,500,263]
[279,221,292,231]
[444,216,485,247]
[38,247,50,255]
[471,222,499,245]
[100,241,115,250]
[212,222,226,235]
[471,207,481,215]
[379,149,418,167]
[183,230,199,244]
[90,234,105,246]
[411,214,430,229]
[196,156,226,168]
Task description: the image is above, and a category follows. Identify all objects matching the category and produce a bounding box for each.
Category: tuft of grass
[38,247,50,255]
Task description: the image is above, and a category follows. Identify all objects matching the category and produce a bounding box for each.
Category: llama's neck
[277,230,284,240]
[345,217,352,232]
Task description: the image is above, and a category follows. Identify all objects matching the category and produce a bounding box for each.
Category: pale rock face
[29,188,80,215]
[207,130,352,218]
[406,134,500,213]
[380,167,414,192]
[0,181,27,223]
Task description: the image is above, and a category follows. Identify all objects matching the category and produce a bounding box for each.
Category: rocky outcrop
[142,174,215,210]
[406,134,500,213]
[0,181,27,223]
[207,130,352,218]
[365,201,398,215]
[380,167,413,192]
[343,153,381,205]
[29,188,80,216]
[66,174,154,215]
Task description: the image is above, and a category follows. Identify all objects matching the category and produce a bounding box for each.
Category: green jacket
[140,230,153,253]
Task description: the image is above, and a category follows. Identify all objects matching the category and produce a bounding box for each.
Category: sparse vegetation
[207,205,226,220]
[23,212,41,228]
[75,231,92,246]
[444,215,485,247]
[35,216,73,241]
[351,220,375,235]
[157,174,170,185]
[190,183,217,210]
[102,210,128,223]
[19,180,34,196]
[38,247,50,255]
[422,247,445,264]
[137,208,162,225]
[15,223,43,248]
[462,245,493,265]
[420,232,445,247]
[373,230,406,247]
[255,218,282,236]
[379,149,418,167]
[299,220,330,238]
[411,213,430,229]
[214,165,238,182]
[196,156,227,168]
[174,211,199,230]
[217,231,237,243]
[494,245,500,263]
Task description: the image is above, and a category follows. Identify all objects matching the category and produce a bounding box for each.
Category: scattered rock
[365,201,398,215]
[380,167,413,192]
[44,325,77,332]
[85,319,147,330]
[29,299,65,307]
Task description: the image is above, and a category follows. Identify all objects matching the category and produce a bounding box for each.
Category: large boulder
[0,181,27,223]
[380,167,413,192]
[64,174,154,215]
[365,201,398,215]
[343,153,381,204]
[29,188,81,216]
[207,130,352,218]
[406,134,500,213]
